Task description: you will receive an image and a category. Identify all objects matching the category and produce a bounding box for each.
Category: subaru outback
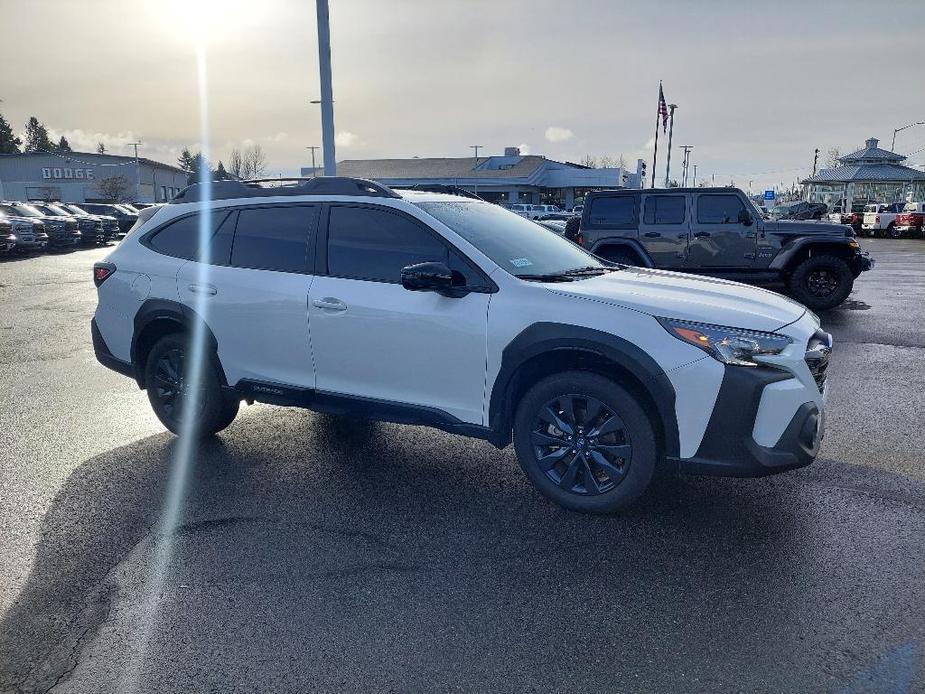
[92,177,831,513]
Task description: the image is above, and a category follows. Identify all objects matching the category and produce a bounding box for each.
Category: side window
[327,206,449,283]
[588,196,636,227]
[230,206,313,273]
[697,194,746,224]
[643,195,686,224]
[148,211,233,263]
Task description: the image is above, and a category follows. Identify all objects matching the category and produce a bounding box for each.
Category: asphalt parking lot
[1,239,923,693]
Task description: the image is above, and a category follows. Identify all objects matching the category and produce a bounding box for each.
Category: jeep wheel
[788,255,854,310]
[145,334,239,437]
[599,249,638,266]
[513,371,657,513]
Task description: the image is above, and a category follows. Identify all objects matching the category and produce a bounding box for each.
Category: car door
[638,193,689,268]
[176,204,320,389]
[307,203,491,425]
[687,192,758,268]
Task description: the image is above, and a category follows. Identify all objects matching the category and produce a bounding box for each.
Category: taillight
[875,215,880,223]
[577,232,585,247]
[93,262,116,287]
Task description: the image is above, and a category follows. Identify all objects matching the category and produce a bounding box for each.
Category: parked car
[505,203,544,219]
[0,218,15,254]
[535,219,567,235]
[0,205,49,253]
[58,203,120,242]
[129,202,157,209]
[31,202,105,245]
[0,201,79,248]
[93,176,831,514]
[78,203,138,236]
[893,202,925,238]
[862,202,906,238]
[570,204,584,215]
[570,187,872,310]
[768,201,828,220]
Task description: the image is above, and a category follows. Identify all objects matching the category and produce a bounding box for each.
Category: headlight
[657,317,792,367]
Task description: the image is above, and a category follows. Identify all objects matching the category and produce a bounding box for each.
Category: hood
[764,219,851,237]
[546,267,805,333]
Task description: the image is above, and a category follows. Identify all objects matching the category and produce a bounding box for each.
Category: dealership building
[802,137,925,207]
[0,151,188,203]
[302,147,644,207]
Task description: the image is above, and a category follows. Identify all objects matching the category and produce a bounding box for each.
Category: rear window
[587,196,636,227]
[230,206,314,273]
[148,211,234,263]
[643,195,686,225]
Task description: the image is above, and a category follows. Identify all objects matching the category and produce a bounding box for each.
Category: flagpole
[651,82,661,188]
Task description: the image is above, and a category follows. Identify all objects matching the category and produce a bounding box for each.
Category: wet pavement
[0,238,923,693]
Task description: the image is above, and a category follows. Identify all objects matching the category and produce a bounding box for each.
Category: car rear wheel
[886,223,902,239]
[145,334,239,437]
[788,255,854,310]
[513,371,657,513]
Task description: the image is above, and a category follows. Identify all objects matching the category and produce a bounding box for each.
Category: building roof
[802,163,925,184]
[335,155,549,180]
[838,137,905,164]
[0,150,188,175]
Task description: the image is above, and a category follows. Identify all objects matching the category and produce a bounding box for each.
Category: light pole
[663,104,677,187]
[127,141,143,201]
[891,122,925,152]
[315,0,336,175]
[305,146,320,177]
[679,145,693,186]
[470,145,483,196]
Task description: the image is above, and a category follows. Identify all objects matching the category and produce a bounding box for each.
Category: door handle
[643,231,661,238]
[188,283,217,296]
[693,231,711,238]
[677,232,689,239]
[312,297,347,312]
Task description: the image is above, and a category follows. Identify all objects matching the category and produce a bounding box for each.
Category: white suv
[92,177,831,513]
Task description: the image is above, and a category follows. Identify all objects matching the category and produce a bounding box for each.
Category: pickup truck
[862,202,906,238]
[893,202,925,238]
[567,186,874,310]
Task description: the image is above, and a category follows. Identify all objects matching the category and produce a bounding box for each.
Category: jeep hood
[546,267,806,333]
[764,220,851,237]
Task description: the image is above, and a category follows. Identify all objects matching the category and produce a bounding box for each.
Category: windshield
[114,205,137,214]
[42,204,71,216]
[416,200,607,278]
[746,197,767,218]
[6,203,44,217]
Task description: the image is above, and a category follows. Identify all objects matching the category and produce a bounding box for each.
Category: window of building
[230,206,313,273]
[643,195,686,224]
[696,194,746,224]
[588,195,636,227]
[148,211,234,263]
[327,206,449,283]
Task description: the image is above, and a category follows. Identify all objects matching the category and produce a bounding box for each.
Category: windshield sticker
[510,257,533,268]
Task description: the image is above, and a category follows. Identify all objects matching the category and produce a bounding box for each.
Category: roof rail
[171,176,401,203]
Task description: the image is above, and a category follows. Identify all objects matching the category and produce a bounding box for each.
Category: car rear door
[307,203,490,425]
[687,192,757,268]
[638,193,689,268]
[175,204,320,389]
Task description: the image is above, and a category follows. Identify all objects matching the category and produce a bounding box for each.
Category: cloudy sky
[2,0,924,193]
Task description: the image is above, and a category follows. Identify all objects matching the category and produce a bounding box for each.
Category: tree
[187,152,211,185]
[580,154,598,168]
[54,136,71,152]
[242,144,267,179]
[94,175,133,202]
[177,147,196,172]
[214,160,229,180]
[825,147,841,169]
[0,113,21,153]
[24,116,54,152]
[228,148,244,179]
[96,142,106,154]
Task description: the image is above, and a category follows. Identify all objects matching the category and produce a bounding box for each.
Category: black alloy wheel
[530,394,632,495]
[805,269,839,298]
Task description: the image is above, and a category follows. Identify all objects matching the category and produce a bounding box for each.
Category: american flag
[658,83,669,133]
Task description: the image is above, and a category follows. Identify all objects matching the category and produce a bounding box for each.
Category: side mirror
[737,209,754,226]
[401,261,459,296]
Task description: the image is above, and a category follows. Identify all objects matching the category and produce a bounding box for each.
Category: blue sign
[764,190,775,201]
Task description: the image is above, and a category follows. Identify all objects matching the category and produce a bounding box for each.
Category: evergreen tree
[55,135,71,152]
[214,160,229,180]
[23,116,54,152]
[177,147,195,172]
[187,152,211,185]
[0,113,22,154]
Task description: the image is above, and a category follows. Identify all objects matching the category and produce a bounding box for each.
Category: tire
[599,248,638,266]
[887,223,902,239]
[788,254,854,310]
[144,333,239,437]
[513,371,657,514]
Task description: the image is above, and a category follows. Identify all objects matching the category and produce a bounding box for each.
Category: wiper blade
[562,265,613,275]
[517,273,576,282]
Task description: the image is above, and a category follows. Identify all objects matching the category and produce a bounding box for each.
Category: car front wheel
[145,333,239,437]
[788,254,854,310]
[513,371,657,513]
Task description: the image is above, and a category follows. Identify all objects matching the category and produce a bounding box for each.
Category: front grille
[805,330,832,393]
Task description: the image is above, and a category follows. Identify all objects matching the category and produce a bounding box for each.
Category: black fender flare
[769,236,856,272]
[131,298,227,387]
[488,322,680,458]
[589,239,655,267]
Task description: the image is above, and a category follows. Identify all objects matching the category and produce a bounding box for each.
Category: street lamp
[314,0,336,176]
[891,122,925,152]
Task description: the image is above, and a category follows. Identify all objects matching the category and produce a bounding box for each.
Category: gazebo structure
[801,137,925,208]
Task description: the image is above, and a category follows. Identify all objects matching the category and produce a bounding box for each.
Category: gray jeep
[566,187,873,310]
